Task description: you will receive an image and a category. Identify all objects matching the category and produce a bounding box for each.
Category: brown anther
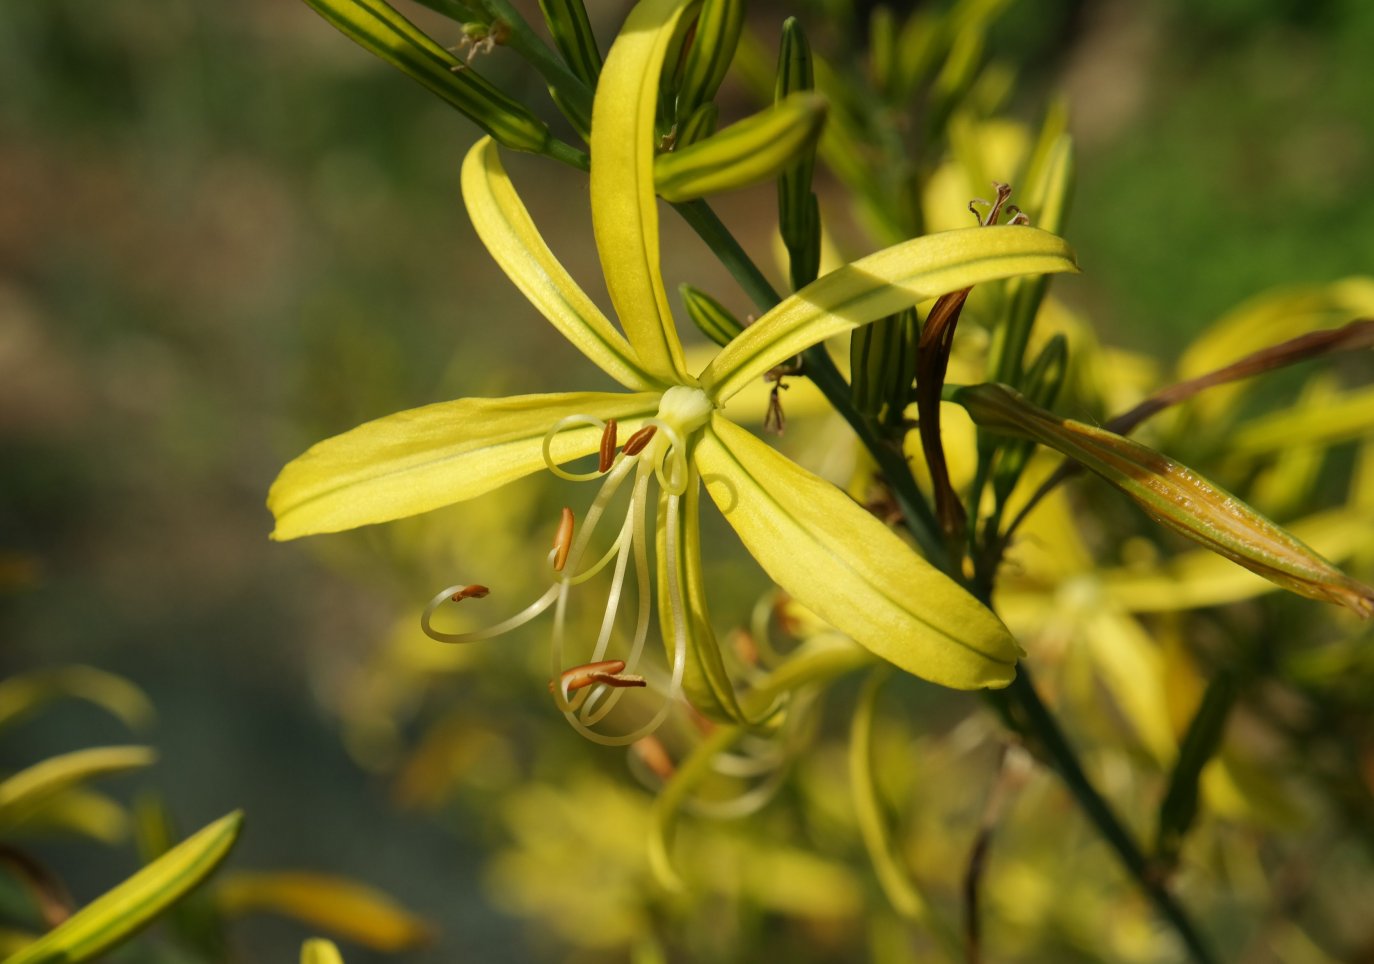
[549,659,627,693]
[622,424,658,457]
[598,419,618,473]
[633,736,677,781]
[553,507,575,572]
[450,585,490,602]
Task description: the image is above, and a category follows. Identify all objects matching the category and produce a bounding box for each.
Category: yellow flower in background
[268,0,1076,740]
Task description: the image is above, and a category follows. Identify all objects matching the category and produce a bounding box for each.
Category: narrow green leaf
[696,414,1021,689]
[537,0,602,86]
[0,747,156,833]
[4,811,243,964]
[299,0,551,153]
[702,226,1077,403]
[218,872,431,952]
[654,93,826,202]
[956,382,1374,617]
[1155,674,1236,871]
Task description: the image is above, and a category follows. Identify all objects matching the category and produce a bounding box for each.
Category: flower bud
[676,0,745,119]
[654,93,827,203]
[956,382,1374,617]
[679,284,744,348]
[775,17,820,290]
[537,0,602,86]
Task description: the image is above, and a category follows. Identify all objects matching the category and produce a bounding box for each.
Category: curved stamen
[559,487,688,746]
[422,582,561,644]
[577,461,654,726]
[543,415,612,482]
[645,418,690,497]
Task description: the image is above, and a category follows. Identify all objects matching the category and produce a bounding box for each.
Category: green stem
[995,670,1218,964]
[477,0,595,129]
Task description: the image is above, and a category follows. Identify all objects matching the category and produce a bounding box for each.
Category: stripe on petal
[590,0,694,384]
[701,225,1077,403]
[463,138,661,391]
[695,414,1020,690]
[269,391,660,540]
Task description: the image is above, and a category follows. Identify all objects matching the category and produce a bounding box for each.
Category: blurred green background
[2,0,1371,960]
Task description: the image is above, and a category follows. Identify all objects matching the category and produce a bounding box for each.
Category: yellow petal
[301,939,346,964]
[656,465,747,722]
[218,872,431,952]
[0,746,156,833]
[701,225,1077,402]
[462,139,661,392]
[269,391,660,540]
[695,414,1020,689]
[590,0,694,384]
[4,811,242,964]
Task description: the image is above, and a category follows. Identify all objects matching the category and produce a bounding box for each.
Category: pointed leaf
[4,811,243,964]
[702,226,1076,402]
[957,382,1374,617]
[462,138,660,391]
[269,391,660,540]
[654,93,828,202]
[0,747,156,833]
[300,0,550,153]
[695,414,1020,689]
[219,872,431,952]
[590,0,694,383]
[1155,673,1235,871]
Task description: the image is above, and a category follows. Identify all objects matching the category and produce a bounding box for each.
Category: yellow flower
[268,0,1076,740]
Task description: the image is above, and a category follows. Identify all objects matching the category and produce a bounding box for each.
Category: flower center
[418,389,716,747]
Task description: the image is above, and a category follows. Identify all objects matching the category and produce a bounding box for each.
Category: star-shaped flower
[268,0,1076,741]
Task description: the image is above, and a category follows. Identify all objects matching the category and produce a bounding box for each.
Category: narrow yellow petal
[301,939,346,964]
[219,872,431,952]
[0,747,156,833]
[656,466,747,722]
[462,139,661,391]
[701,225,1077,402]
[695,414,1020,690]
[4,811,242,964]
[269,391,660,540]
[590,0,695,384]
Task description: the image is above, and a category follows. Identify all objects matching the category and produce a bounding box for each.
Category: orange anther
[549,659,627,693]
[622,425,658,457]
[450,585,490,602]
[598,419,618,473]
[633,736,676,781]
[553,507,575,572]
